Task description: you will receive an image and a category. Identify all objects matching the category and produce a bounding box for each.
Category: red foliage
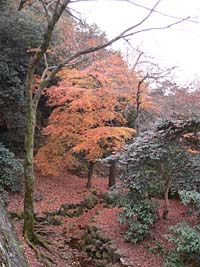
[35,60,132,175]
[35,52,155,176]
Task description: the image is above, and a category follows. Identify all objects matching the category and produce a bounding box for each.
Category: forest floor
[8,172,197,267]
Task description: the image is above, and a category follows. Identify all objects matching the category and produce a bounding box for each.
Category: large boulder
[0,201,28,267]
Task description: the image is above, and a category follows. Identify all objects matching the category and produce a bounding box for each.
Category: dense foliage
[118,199,159,243]
[0,143,23,192]
[179,190,200,223]
[104,182,159,243]
[164,190,200,267]
[0,0,46,152]
[105,118,200,218]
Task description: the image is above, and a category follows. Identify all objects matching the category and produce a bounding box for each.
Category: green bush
[179,190,200,223]
[164,190,200,267]
[104,182,159,243]
[0,143,23,192]
[103,190,139,207]
[164,222,200,267]
[118,199,159,243]
[164,250,184,267]
[115,182,159,243]
[147,240,165,256]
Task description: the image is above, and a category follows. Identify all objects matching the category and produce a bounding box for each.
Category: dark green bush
[118,200,159,243]
[179,190,200,223]
[103,189,139,207]
[164,190,200,267]
[164,250,184,267]
[103,181,149,207]
[103,182,160,243]
[111,183,159,243]
[164,222,200,267]
[147,240,165,256]
[0,143,23,192]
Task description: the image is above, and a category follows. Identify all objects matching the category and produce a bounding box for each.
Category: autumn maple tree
[35,60,136,187]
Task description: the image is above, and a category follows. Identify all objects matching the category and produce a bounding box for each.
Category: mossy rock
[66,212,74,218]
[98,233,110,243]
[91,188,98,195]
[87,225,99,233]
[68,203,77,209]
[95,250,103,259]
[83,234,93,246]
[84,195,98,209]
[61,203,70,210]
[102,191,118,205]
[102,251,113,260]
[57,203,71,216]
[57,208,67,216]
[35,214,47,223]
[74,207,83,217]
[81,225,122,264]
[94,239,103,249]
[113,251,122,262]
[85,244,96,253]
[9,211,24,220]
[96,259,109,267]
[91,231,101,239]
[46,215,62,226]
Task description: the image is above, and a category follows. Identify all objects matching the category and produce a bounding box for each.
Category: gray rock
[0,200,28,267]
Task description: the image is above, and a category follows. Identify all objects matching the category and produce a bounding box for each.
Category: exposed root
[35,224,56,237]
[24,233,56,266]
[34,233,53,252]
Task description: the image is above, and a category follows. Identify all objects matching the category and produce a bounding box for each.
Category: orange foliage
[187,147,199,154]
[35,82,131,175]
[84,53,157,112]
[35,52,152,176]
[73,126,135,161]
[84,53,135,92]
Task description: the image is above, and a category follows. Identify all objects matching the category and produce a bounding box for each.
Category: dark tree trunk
[23,66,36,242]
[163,175,170,220]
[0,201,28,267]
[108,161,117,188]
[159,163,170,220]
[87,162,95,189]
[22,3,66,243]
[135,74,148,136]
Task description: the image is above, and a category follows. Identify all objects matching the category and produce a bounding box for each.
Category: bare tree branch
[27,0,189,109]
[119,0,200,24]
[44,15,189,81]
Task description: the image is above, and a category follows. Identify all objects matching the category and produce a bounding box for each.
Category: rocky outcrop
[80,225,122,267]
[0,201,28,267]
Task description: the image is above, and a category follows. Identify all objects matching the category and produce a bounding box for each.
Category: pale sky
[71,0,200,84]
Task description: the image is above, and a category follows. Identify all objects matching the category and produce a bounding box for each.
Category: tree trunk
[135,94,140,137]
[0,201,28,267]
[108,161,117,188]
[23,66,36,242]
[87,162,95,189]
[163,175,170,219]
[135,74,148,136]
[158,163,170,220]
